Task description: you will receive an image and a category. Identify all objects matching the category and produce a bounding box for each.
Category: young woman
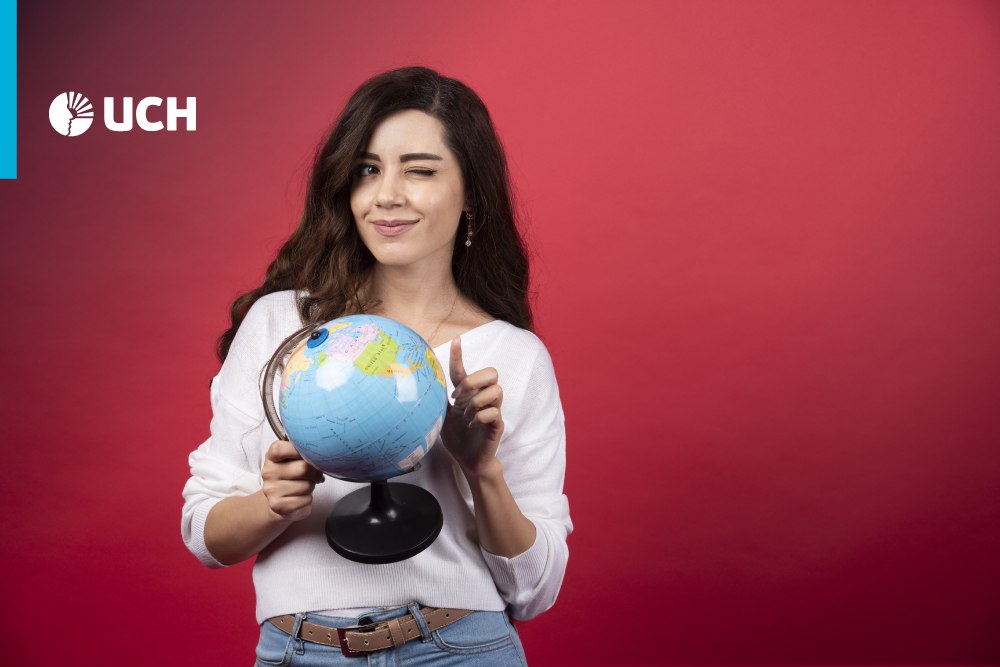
[181,67,571,666]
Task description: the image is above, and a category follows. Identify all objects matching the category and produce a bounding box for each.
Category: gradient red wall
[2,1,998,664]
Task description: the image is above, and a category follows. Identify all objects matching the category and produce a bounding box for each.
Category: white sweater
[181,290,572,622]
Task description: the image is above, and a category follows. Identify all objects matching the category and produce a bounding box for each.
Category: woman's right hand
[261,440,325,522]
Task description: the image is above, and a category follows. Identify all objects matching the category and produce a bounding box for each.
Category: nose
[374,170,404,208]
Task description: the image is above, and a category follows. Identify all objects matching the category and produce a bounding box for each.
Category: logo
[49,92,197,135]
[49,92,94,137]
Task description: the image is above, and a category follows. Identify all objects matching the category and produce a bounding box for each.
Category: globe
[277,314,448,482]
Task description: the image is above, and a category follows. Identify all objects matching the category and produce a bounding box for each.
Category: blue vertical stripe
[0,0,15,178]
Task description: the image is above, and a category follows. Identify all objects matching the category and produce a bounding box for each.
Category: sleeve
[479,340,572,620]
[180,302,275,568]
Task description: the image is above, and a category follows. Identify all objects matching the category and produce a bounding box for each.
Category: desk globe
[262,314,448,564]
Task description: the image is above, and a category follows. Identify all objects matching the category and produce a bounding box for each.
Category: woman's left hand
[439,335,505,479]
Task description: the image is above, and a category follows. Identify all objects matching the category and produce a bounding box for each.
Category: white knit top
[181,290,572,622]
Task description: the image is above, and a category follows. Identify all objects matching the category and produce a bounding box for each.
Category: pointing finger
[449,336,466,392]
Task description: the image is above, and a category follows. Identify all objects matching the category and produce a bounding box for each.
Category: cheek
[419,184,464,219]
[350,188,369,220]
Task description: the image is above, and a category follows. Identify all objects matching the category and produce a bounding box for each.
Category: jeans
[253,603,528,666]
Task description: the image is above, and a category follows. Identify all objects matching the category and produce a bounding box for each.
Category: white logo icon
[49,92,94,137]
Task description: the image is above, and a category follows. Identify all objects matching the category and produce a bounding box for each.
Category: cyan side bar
[0,0,16,179]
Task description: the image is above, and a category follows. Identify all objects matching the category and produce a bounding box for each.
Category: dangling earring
[465,211,474,248]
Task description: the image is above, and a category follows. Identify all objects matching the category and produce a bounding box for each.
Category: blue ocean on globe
[278,314,448,481]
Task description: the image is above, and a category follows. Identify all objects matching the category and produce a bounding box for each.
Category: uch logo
[49,92,93,137]
[49,92,197,136]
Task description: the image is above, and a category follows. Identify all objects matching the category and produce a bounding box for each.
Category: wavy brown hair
[217,66,534,363]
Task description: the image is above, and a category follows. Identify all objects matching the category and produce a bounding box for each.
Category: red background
[2,1,999,665]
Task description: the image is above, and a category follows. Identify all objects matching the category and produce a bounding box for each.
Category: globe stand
[325,479,443,564]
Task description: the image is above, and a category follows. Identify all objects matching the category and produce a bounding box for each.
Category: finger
[267,495,313,521]
[308,465,326,484]
[471,384,504,409]
[454,367,500,404]
[463,385,503,418]
[469,406,503,429]
[266,440,304,463]
[288,480,317,497]
[449,336,468,394]
[268,479,316,498]
[277,459,319,481]
[268,459,325,484]
[262,456,311,482]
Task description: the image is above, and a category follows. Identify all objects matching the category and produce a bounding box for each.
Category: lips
[373,220,417,237]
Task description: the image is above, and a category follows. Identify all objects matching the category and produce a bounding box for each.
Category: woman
[181,66,571,666]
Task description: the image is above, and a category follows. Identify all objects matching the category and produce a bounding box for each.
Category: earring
[465,211,474,248]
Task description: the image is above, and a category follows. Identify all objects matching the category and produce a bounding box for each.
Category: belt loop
[407,602,432,641]
[386,617,407,647]
[290,613,306,654]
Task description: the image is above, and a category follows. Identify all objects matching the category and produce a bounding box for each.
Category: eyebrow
[359,152,444,162]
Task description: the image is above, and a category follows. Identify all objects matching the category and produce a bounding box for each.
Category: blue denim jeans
[254,603,527,666]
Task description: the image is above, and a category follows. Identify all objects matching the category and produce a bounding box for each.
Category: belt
[268,607,474,657]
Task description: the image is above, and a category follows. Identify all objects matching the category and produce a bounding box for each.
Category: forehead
[365,110,450,156]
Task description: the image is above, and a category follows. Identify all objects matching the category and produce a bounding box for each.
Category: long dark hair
[217,66,533,363]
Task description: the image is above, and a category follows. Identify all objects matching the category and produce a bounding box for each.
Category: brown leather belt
[268,607,474,657]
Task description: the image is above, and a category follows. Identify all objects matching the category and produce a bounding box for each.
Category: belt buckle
[336,622,379,658]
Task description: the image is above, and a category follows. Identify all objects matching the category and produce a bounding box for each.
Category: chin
[368,248,418,266]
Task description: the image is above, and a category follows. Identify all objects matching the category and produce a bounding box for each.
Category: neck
[364,263,462,324]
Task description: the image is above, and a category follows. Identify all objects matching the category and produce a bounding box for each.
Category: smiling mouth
[372,221,418,237]
[373,220,418,228]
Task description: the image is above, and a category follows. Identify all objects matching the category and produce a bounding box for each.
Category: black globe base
[325,480,443,564]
